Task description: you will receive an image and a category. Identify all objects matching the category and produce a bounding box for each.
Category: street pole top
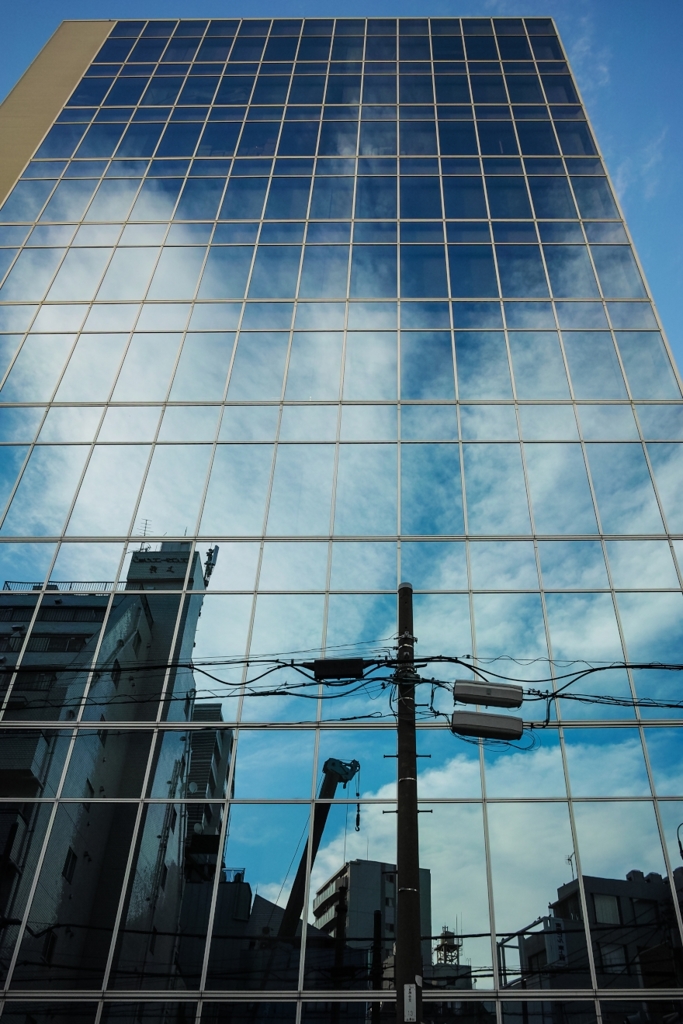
[398,581,413,592]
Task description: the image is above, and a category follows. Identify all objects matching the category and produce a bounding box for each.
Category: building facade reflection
[0,12,681,1024]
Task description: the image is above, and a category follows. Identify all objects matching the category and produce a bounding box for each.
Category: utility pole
[306,598,526,1024]
[395,582,422,1024]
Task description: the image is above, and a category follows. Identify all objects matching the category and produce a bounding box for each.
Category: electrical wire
[4,642,683,721]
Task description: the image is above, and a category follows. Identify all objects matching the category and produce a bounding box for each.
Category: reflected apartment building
[0,13,682,1024]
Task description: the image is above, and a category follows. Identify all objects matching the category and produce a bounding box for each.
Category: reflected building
[0,13,682,1024]
[0,543,220,989]
[501,868,683,991]
[313,858,432,969]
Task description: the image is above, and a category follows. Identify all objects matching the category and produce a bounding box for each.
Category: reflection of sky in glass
[401,541,467,590]
[463,444,531,534]
[469,541,538,589]
[525,443,598,534]
[545,592,623,661]
[1,17,682,1010]
[587,443,664,534]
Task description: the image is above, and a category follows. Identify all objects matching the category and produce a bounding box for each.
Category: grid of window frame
[0,17,682,1024]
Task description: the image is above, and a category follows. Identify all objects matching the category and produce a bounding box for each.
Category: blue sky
[2,0,682,367]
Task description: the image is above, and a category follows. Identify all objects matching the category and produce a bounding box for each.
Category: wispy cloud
[613,126,669,205]
[565,5,611,100]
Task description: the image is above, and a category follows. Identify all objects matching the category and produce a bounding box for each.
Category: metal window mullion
[0,434,44,535]
[563,785,601,991]
[597,522,645,732]
[478,740,501,993]
[197,775,235,991]
[651,787,683,953]
[0,584,70,719]
[236,203,266,302]
[150,579,211,724]
[159,309,195,403]
[1,796,66,991]
[185,395,232,550]
[99,713,175,989]
[0,244,28,291]
[327,298,349,554]
[70,584,138,722]
[234,398,284,716]
[117,392,166,541]
[296,722,324,994]
[94,801,151,990]
[637,429,678,541]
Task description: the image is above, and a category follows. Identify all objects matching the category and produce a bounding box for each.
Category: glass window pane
[524,443,598,533]
[463,443,530,533]
[47,248,112,301]
[646,443,683,532]
[544,245,599,297]
[0,248,65,301]
[67,446,149,535]
[136,444,213,536]
[578,404,638,440]
[335,444,397,535]
[169,332,235,400]
[227,332,289,400]
[615,332,680,399]
[488,801,578,951]
[497,246,549,298]
[285,331,343,399]
[299,245,349,298]
[562,331,627,399]
[586,443,664,534]
[606,539,679,589]
[330,541,396,589]
[400,244,448,298]
[0,335,73,402]
[260,542,328,590]
[486,177,532,219]
[266,444,335,535]
[147,246,206,300]
[200,445,273,535]
[455,331,512,399]
[545,592,623,661]
[1,446,88,537]
[401,331,454,399]
[448,246,499,297]
[469,540,538,588]
[97,247,159,300]
[249,245,301,299]
[538,540,608,588]
[341,405,396,440]
[310,176,354,219]
[508,331,570,398]
[350,245,397,298]
[198,246,254,299]
[343,332,397,400]
[401,443,463,535]
[111,333,183,401]
[11,803,138,988]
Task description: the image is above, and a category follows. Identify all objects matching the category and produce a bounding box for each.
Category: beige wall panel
[0,20,112,207]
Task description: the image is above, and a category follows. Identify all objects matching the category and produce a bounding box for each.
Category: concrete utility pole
[395,582,423,1024]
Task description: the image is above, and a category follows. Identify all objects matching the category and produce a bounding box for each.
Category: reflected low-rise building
[502,868,683,992]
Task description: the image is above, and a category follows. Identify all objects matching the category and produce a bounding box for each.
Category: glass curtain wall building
[0,14,682,1024]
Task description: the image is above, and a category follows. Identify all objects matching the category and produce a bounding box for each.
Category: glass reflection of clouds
[0,14,681,1015]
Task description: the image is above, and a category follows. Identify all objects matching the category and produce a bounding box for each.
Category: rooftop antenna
[567,851,576,879]
[138,518,152,552]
